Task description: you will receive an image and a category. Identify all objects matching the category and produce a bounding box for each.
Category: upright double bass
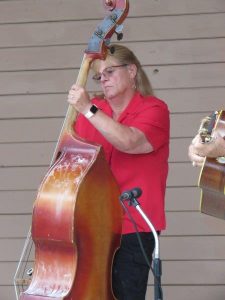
[16,1,129,299]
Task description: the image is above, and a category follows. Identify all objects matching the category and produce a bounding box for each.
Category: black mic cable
[119,188,163,300]
[119,199,151,268]
[119,187,154,269]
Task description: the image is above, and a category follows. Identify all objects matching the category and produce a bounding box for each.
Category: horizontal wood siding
[0,0,225,299]
[1,39,225,72]
[1,87,225,120]
[1,14,225,47]
[0,0,225,24]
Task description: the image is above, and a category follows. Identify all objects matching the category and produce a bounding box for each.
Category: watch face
[90,105,98,114]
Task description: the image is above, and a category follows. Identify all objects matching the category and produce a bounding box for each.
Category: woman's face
[93,58,137,100]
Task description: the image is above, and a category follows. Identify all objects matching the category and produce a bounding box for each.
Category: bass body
[20,135,122,300]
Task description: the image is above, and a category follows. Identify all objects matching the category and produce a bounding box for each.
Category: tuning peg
[109,46,115,54]
[115,32,123,40]
[103,40,115,54]
[115,24,124,41]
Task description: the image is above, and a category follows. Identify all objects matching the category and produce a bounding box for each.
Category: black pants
[112,232,155,300]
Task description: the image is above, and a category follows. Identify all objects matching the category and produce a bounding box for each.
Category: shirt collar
[93,92,144,120]
[117,92,143,122]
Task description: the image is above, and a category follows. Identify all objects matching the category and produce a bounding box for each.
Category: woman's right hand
[67,84,92,115]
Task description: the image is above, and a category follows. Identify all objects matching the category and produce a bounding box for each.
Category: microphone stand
[120,197,163,300]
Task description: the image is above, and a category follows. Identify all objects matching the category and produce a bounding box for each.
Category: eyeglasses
[92,64,128,83]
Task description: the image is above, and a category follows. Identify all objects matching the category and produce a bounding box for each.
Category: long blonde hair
[92,44,154,97]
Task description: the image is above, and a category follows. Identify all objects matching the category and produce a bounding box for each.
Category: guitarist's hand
[188,135,205,167]
[188,133,225,167]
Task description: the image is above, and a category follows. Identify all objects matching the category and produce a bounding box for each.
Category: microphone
[119,187,142,201]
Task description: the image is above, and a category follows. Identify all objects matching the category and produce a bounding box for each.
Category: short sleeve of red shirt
[120,95,170,151]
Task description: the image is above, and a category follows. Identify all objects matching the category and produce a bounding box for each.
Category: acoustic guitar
[198,110,225,220]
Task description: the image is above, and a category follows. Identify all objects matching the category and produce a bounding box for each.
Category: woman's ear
[127,64,137,79]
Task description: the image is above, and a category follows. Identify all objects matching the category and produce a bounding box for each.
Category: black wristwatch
[84,104,99,119]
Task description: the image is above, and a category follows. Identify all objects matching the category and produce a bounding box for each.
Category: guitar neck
[199,111,220,143]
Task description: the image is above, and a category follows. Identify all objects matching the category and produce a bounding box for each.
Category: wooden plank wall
[0,0,225,299]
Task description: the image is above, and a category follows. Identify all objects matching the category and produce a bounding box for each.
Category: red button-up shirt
[74,92,169,234]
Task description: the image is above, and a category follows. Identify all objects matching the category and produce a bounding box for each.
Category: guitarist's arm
[188,133,225,167]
